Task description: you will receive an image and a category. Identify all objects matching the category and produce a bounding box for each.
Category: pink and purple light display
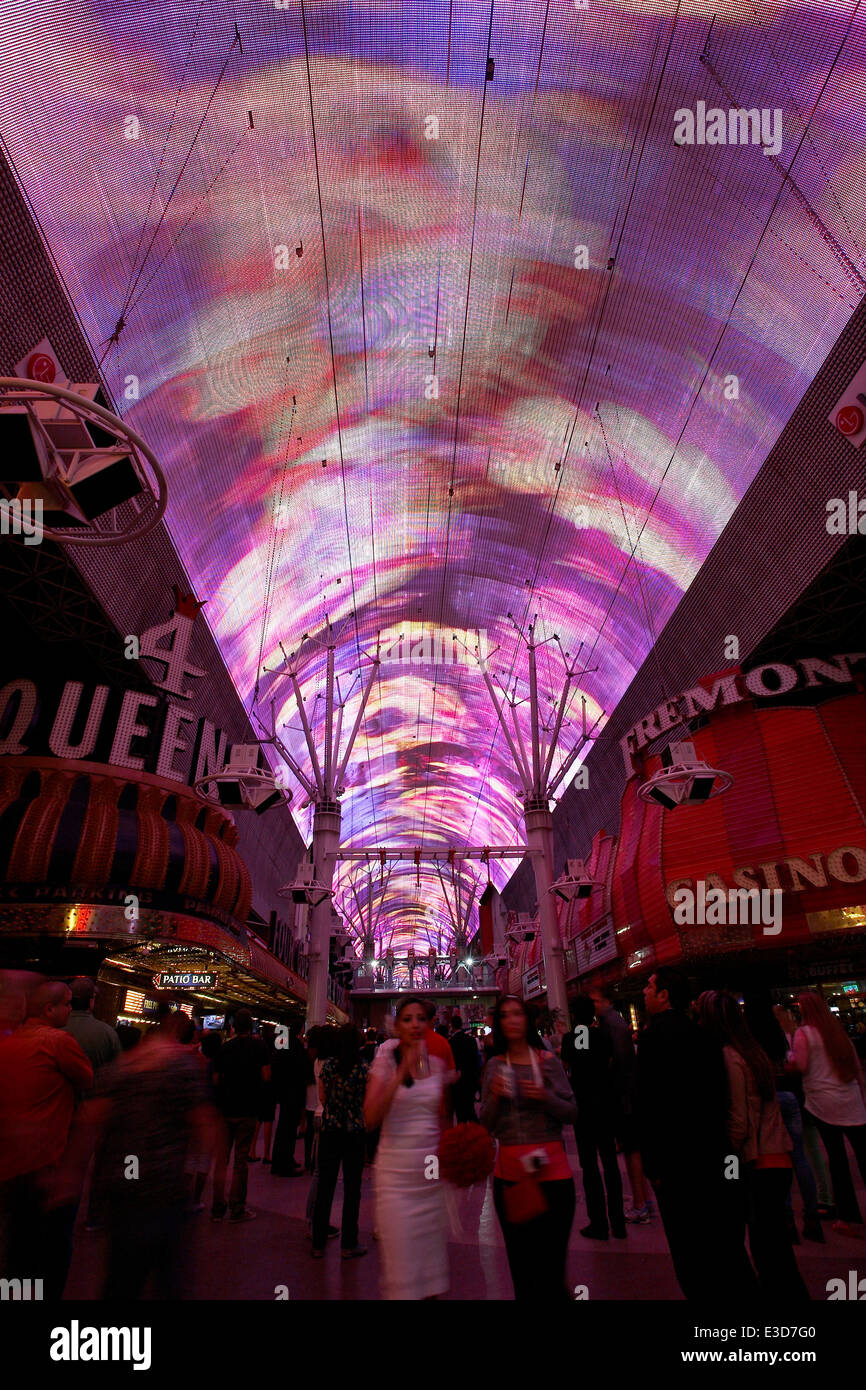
[1,0,863,945]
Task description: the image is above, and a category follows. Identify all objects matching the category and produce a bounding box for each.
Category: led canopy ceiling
[1,0,863,948]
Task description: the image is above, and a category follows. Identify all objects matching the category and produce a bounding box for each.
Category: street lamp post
[472,620,604,1020]
[255,622,379,1027]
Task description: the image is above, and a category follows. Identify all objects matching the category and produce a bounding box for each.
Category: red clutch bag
[503,1176,549,1224]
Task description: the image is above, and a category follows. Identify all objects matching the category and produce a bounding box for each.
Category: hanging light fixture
[0,377,167,544]
[194,744,290,815]
[550,858,597,901]
[505,913,536,944]
[278,870,333,908]
[637,740,733,810]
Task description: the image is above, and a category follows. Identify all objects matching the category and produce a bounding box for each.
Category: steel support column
[523,797,568,1018]
[306,800,341,1026]
[468,618,602,1021]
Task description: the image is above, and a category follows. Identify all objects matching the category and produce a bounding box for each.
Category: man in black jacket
[449,1017,480,1123]
[636,968,756,1299]
[210,1010,269,1221]
[589,983,650,1222]
[564,995,626,1240]
[270,1030,308,1176]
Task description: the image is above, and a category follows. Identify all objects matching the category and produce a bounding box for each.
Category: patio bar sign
[154,971,217,989]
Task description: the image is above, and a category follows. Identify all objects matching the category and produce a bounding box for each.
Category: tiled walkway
[65,1132,865,1300]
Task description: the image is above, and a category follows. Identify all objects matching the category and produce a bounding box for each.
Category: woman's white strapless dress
[371,1040,449,1300]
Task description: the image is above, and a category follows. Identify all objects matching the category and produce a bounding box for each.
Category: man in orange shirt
[0,980,93,1298]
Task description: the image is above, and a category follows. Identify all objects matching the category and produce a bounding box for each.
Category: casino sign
[618,652,865,776]
[561,677,866,982]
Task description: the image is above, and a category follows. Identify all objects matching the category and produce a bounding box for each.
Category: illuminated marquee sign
[620,653,866,777]
[522,961,546,999]
[574,917,617,975]
[124,991,159,1015]
[665,845,866,906]
[154,971,217,989]
[0,590,235,790]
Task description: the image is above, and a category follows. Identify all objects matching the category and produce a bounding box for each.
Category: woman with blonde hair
[792,991,866,1236]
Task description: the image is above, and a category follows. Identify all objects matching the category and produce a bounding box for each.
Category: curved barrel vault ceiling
[1,0,864,948]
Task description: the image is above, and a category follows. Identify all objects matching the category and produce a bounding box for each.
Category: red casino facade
[505,671,866,1024]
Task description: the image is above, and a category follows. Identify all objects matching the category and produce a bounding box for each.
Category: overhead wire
[553,2,862,722]
[98,27,243,366]
[120,0,209,308]
[456,3,685,868]
[298,0,362,662]
[454,0,663,854]
[414,0,498,860]
[747,0,865,273]
[421,0,556,863]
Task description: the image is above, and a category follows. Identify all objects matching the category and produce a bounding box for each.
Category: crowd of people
[1,968,865,1302]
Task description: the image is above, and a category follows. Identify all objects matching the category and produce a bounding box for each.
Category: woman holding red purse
[480,995,577,1301]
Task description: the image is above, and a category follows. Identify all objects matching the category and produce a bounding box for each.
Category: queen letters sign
[0,675,227,790]
[0,590,232,791]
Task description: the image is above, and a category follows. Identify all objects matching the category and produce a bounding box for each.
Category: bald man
[0,981,93,1298]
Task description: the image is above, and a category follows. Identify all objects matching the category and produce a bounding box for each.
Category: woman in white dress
[364,996,450,1299]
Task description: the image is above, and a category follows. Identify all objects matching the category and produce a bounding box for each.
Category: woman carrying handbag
[480,995,577,1301]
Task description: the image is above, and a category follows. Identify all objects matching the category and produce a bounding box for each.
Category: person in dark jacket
[270,1029,308,1176]
[65,977,120,1074]
[311,1024,368,1258]
[563,995,625,1240]
[250,1024,277,1163]
[449,1016,481,1123]
[636,968,754,1300]
[96,1010,214,1297]
[697,991,809,1302]
[589,983,651,1222]
[210,1009,269,1222]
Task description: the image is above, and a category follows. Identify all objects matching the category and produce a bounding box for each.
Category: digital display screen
[0,3,859,948]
